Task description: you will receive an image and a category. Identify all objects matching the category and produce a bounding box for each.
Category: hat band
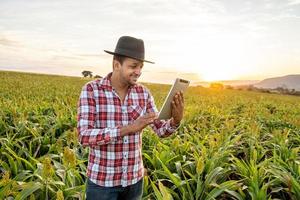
[115,48,145,61]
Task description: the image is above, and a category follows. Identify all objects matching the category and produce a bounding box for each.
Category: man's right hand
[120,112,157,136]
[131,112,157,132]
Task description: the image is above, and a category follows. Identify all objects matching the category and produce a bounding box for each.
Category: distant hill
[193,80,259,87]
[254,74,300,91]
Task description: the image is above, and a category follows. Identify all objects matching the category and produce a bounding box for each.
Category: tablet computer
[158,78,190,120]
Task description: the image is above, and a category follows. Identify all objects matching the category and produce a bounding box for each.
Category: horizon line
[1,68,299,84]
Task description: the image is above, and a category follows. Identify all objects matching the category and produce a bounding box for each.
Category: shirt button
[123,152,128,158]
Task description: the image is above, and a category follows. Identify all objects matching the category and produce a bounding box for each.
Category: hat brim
[104,50,155,64]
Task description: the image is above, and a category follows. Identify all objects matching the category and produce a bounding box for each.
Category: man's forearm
[120,124,137,137]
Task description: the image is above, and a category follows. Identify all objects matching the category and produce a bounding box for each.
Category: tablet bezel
[158,78,190,120]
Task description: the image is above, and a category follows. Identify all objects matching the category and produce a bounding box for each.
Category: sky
[0,0,300,83]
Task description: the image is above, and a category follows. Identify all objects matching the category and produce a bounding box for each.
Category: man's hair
[113,54,127,65]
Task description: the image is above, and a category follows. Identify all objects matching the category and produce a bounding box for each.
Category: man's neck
[111,72,129,92]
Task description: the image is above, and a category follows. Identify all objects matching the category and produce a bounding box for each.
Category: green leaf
[158,181,173,200]
[151,180,163,200]
[15,182,42,200]
[64,185,85,197]
[205,180,240,200]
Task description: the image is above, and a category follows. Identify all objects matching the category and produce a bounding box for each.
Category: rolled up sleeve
[77,83,122,147]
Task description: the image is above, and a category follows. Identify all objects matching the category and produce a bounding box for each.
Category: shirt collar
[99,72,113,91]
[100,72,138,91]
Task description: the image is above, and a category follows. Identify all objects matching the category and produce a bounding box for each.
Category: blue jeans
[86,178,143,200]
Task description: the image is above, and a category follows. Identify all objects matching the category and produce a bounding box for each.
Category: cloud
[76,53,109,58]
[1,0,300,81]
[288,0,300,5]
[51,55,84,61]
[0,36,21,47]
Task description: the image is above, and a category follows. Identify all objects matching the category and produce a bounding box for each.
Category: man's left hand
[171,91,184,126]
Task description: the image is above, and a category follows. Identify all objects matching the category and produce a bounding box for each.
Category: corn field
[0,71,300,200]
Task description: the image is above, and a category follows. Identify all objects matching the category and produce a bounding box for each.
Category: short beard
[120,72,134,87]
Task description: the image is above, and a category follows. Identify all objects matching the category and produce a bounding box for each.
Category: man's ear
[113,60,121,71]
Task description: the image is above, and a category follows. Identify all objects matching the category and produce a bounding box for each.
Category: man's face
[115,57,143,86]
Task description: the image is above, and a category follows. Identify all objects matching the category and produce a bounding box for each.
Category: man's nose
[134,67,142,75]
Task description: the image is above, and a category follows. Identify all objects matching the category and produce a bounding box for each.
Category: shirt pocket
[129,105,145,121]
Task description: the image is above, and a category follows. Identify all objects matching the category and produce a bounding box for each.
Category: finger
[141,116,153,124]
[179,94,184,107]
[179,91,184,103]
[172,100,177,109]
[144,112,156,118]
[147,114,157,121]
[174,95,180,106]
[173,93,179,101]
[176,92,182,103]
[144,115,157,123]
[180,99,184,108]
[148,112,156,118]
[146,117,156,124]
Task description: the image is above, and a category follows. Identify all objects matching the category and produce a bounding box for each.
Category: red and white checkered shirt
[77,72,178,187]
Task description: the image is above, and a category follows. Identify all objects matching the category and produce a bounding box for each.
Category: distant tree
[210,82,224,89]
[275,87,289,94]
[246,85,255,91]
[294,91,300,96]
[94,75,102,79]
[82,70,93,78]
[224,85,233,89]
[288,89,296,95]
[261,89,271,93]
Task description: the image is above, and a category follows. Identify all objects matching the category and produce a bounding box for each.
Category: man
[77,36,184,200]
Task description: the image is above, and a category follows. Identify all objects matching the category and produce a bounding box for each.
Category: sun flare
[189,36,250,82]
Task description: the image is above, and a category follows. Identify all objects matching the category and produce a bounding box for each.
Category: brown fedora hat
[104,36,154,64]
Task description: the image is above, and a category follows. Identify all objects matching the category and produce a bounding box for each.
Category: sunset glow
[1,0,300,83]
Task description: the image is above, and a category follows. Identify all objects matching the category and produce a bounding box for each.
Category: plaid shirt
[77,72,178,187]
